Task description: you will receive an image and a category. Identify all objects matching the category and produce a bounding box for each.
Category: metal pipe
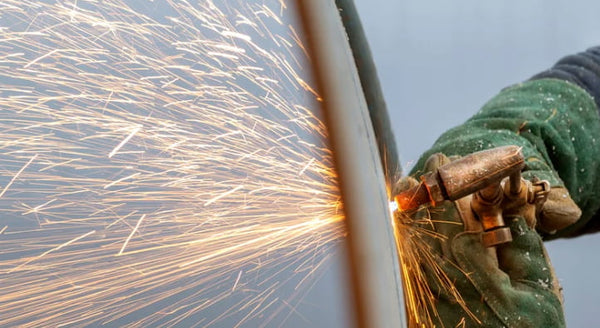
[297,1,407,327]
[334,0,402,192]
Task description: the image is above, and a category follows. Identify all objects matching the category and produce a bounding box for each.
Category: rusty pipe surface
[395,145,525,211]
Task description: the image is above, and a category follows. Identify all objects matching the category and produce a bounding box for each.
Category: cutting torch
[395,145,550,247]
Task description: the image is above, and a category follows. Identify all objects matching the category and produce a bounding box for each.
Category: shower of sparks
[0,1,346,327]
[393,200,478,327]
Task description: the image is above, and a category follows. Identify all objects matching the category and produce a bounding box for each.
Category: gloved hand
[395,153,566,327]
[407,78,598,238]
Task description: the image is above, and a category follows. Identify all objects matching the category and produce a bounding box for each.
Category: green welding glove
[397,153,565,327]
[409,79,600,239]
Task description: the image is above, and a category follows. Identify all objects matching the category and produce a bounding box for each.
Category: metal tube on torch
[394,145,525,212]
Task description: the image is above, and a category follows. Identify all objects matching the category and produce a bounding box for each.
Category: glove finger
[392,175,419,197]
[496,217,555,285]
[429,201,466,258]
[452,229,564,327]
[420,252,490,326]
[422,152,452,174]
[451,231,515,314]
[395,201,459,259]
[538,187,581,234]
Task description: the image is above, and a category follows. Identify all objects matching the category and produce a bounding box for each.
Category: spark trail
[0,1,346,327]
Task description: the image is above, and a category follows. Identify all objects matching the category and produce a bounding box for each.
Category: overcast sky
[353,0,600,326]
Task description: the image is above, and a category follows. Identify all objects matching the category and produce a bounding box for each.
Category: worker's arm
[397,47,600,327]
[411,46,600,239]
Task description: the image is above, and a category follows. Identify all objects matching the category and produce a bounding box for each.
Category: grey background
[353,0,600,326]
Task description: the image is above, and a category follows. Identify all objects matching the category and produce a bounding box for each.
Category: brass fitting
[471,182,512,247]
[395,146,525,211]
[501,176,550,228]
[471,171,551,247]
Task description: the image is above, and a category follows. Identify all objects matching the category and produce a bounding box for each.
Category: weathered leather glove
[396,153,565,327]
[538,187,581,234]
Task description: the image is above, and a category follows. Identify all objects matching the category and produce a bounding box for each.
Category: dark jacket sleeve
[531,46,600,110]
[410,47,600,239]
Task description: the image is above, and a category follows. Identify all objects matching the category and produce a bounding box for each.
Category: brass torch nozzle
[395,146,526,246]
[395,145,525,211]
